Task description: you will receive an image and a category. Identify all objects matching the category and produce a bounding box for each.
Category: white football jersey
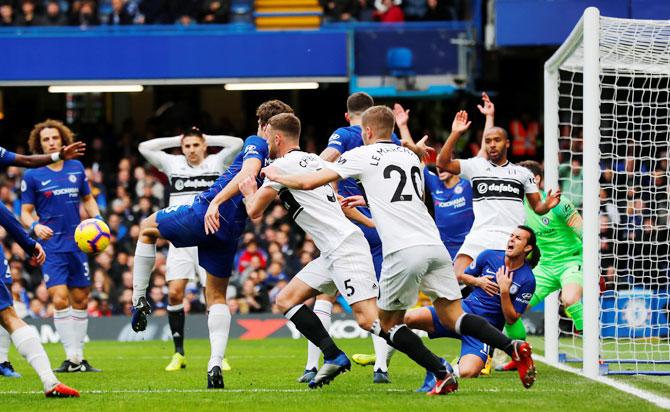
[263,150,361,256]
[459,157,538,233]
[139,135,243,206]
[325,142,443,257]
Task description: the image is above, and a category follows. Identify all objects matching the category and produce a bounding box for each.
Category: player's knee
[561,293,581,307]
[458,364,481,378]
[403,310,422,329]
[275,290,295,313]
[168,289,184,305]
[51,293,70,310]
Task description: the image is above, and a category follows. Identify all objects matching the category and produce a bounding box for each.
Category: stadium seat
[253,0,322,29]
[383,47,416,90]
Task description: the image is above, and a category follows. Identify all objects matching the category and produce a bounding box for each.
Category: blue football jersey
[424,169,474,247]
[21,160,90,253]
[326,125,401,200]
[0,146,17,167]
[463,249,536,329]
[196,135,269,222]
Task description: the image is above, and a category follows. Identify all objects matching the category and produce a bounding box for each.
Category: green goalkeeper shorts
[529,255,583,308]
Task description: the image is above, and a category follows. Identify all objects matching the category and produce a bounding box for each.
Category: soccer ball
[74,218,111,254]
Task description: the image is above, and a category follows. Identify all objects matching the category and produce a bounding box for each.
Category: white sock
[207,304,231,371]
[132,241,156,305]
[305,299,332,370]
[372,334,395,372]
[54,307,75,361]
[71,308,88,364]
[11,326,59,392]
[0,326,10,363]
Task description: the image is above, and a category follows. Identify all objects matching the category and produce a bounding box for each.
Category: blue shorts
[43,251,91,289]
[1,256,11,286]
[427,302,491,364]
[156,202,243,278]
[355,221,383,280]
[0,281,12,311]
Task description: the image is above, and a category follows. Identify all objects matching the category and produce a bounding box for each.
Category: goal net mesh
[555,16,670,375]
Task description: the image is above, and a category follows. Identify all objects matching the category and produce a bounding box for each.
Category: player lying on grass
[131,100,293,389]
[404,226,538,391]
[498,160,583,372]
[239,113,382,389]
[263,105,537,394]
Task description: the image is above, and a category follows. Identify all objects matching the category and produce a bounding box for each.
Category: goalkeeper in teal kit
[500,160,584,371]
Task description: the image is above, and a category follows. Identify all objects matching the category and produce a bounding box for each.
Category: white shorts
[166,243,207,285]
[457,228,511,260]
[378,244,461,311]
[296,233,378,305]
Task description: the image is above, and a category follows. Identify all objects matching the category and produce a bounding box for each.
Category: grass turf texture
[1,337,666,411]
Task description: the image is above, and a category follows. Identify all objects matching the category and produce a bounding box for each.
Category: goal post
[544,7,670,377]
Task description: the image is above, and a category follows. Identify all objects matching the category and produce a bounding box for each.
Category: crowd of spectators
[0,0,462,27]
[0,128,335,320]
[0,0,232,27]
[556,128,670,293]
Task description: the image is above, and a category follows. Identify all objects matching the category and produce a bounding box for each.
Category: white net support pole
[581,6,602,379]
[543,66,561,365]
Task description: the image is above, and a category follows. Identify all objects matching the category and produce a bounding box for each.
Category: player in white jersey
[264,106,538,393]
[239,113,381,389]
[138,127,242,371]
[436,110,560,297]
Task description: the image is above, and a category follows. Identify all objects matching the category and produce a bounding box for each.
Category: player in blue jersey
[404,226,538,390]
[423,167,474,260]
[130,100,293,389]
[0,205,80,397]
[21,119,104,374]
[1,140,85,378]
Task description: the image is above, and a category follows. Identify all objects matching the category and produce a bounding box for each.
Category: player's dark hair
[268,113,301,141]
[256,100,294,127]
[519,160,543,179]
[484,126,509,141]
[347,92,374,116]
[518,225,541,268]
[182,126,205,140]
[361,106,395,141]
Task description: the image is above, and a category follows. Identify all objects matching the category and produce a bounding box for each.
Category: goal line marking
[534,355,670,410]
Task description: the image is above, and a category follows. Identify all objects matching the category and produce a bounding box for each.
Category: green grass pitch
[1,337,666,411]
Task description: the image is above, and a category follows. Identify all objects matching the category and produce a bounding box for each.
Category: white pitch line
[0,388,409,395]
[534,355,670,410]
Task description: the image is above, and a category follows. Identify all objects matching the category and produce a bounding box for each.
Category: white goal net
[544,8,670,377]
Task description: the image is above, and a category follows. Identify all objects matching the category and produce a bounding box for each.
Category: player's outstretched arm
[11,141,86,168]
[239,176,277,220]
[0,203,43,263]
[338,196,374,228]
[476,92,495,158]
[204,157,262,234]
[436,110,471,175]
[526,189,561,215]
[262,166,339,191]
[497,266,521,324]
[393,103,435,160]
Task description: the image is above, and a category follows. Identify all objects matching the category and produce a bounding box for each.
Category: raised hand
[60,141,86,160]
[393,103,410,128]
[451,110,472,135]
[415,135,436,159]
[477,92,495,117]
